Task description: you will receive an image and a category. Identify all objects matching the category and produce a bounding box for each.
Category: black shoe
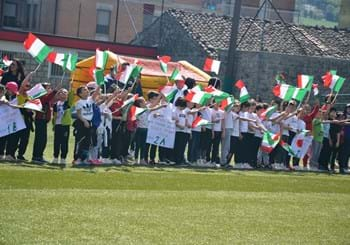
[17,155,27,162]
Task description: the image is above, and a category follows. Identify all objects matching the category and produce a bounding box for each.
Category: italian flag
[261,131,280,153]
[275,73,286,84]
[324,74,346,93]
[192,116,212,128]
[47,52,65,67]
[322,70,337,87]
[47,52,78,71]
[220,96,235,112]
[203,58,220,74]
[23,32,52,64]
[89,66,105,85]
[129,106,148,121]
[280,140,296,156]
[273,84,307,102]
[185,90,212,106]
[121,94,139,110]
[119,65,143,84]
[95,49,108,69]
[297,74,313,90]
[235,80,250,103]
[260,105,277,120]
[192,84,203,92]
[159,85,178,102]
[21,99,43,112]
[169,68,182,81]
[157,56,171,73]
[312,83,319,96]
[27,83,47,99]
[204,85,230,103]
[2,55,13,67]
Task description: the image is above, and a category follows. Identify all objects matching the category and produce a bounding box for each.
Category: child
[236,101,250,167]
[172,97,189,165]
[210,102,224,165]
[221,103,234,166]
[188,103,203,165]
[32,83,57,163]
[309,109,324,170]
[73,86,97,165]
[52,88,74,166]
[227,101,240,165]
[329,111,342,172]
[134,97,149,165]
[0,84,9,160]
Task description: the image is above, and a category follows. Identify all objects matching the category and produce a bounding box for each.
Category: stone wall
[219,50,350,105]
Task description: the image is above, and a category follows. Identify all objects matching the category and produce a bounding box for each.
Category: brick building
[0,0,297,45]
[132,9,350,104]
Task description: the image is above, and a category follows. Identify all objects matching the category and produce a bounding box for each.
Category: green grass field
[0,130,350,243]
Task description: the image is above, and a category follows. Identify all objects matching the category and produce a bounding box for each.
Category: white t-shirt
[224,111,234,129]
[254,116,264,138]
[212,109,224,132]
[75,97,94,121]
[137,110,149,129]
[232,112,240,137]
[185,110,194,134]
[239,111,249,133]
[201,107,212,129]
[55,101,65,125]
[173,107,187,132]
[270,112,281,134]
[285,115,298,133]
[247,112,257,134]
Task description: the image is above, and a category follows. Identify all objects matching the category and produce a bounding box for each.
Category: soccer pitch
[0,164,349,244]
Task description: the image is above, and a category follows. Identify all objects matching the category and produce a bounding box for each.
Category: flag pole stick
[60,70,66,86]
[331,91,339,104]
[33,63,42,73]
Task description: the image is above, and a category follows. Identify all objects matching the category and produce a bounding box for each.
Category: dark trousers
[318,137,331,170]
[338,138,350,172]
[227,136,239,164]
[150,145,168,162]
[111,120,124,160]
[329,144,339,171]
[0,135,8,156]
[174,132,189,164]
[251,136,262,168]
[236,133,249,164]
[286,131,296,167]
[246,133,255,164]
[200,129,212,161]
[277,135,289,166]
[74,120,91,161]
[32,119,48,159]
[54,125,70,159]
[4,133,18,158]
[14,128,30,157]
[210,131,221,163]
[134,128,148,161]
[188,131,201,162]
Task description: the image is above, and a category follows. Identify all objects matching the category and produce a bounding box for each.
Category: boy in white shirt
[210,103,225,165]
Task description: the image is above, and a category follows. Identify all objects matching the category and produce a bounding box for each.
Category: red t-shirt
[110,99,123,118]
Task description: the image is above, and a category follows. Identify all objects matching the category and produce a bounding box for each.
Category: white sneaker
[309,167,320,172]
[5,155,16,161]
[294,166,302,171]
[60,159,66,165]
[102,158,113,164]
[52,158,59,164]
[233,163,242,169]
[139,159,147,165]
[0,155,5,161]
[243,163,253,169]
[112,158,121,165]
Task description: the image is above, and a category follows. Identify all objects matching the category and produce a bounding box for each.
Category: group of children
[1,61,350,174]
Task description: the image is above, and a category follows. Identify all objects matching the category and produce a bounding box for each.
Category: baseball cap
[5,81,18,95]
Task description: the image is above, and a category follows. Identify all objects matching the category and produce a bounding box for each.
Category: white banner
[146,116,176,149]
[290,133,313,159]
[0,104,26,137]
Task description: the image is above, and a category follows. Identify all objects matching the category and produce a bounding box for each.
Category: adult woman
[1,59,25,87]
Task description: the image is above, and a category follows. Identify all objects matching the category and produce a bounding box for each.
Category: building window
[26,3,38,29]
[96,9,111,34]
[3,2,18,27]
